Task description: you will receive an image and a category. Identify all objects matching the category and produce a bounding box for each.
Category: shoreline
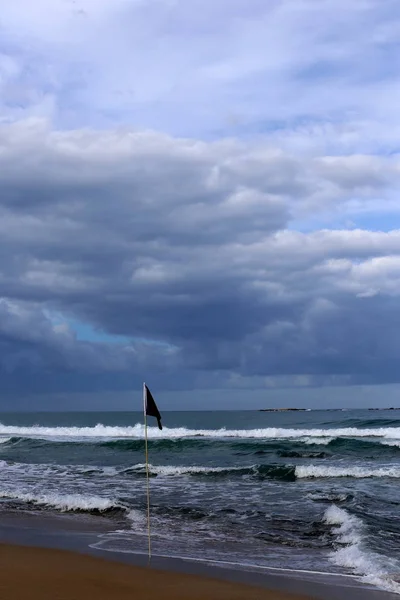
[0,512,398,600]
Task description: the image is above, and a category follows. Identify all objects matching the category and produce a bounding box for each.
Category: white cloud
[0,0,399,150]
[1,1,400,403]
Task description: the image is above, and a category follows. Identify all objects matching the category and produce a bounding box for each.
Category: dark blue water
[0,409,399,593]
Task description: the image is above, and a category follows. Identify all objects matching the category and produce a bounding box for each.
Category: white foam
[0,459,118,478]
[0,459,67,474]
[2,458,399,481]
[127,463,245,476]
[296,465,400,478]
[303,437,334,445]
[152,464,245,476]
[324,505,363,544]
[381,440,400,447]
[0,459,250,481]
[324,505,400,595]
[0,489,119,512]
[127,509,147,527]
[307,492,350,503]
[0,437,11,444]
[0,459,246,479]
[89,541,358,579]
[1,422,400,441]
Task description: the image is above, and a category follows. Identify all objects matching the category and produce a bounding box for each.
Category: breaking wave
[143,463,296,481]
[381,440,400,448]
[0,489,122,514]
[296,465,400,479]
[1,434,400,464]
[307,492,353,504]
[2,456,400,483]
[1,422,400,442]
[324,505,400,594]
[0,458,296,481]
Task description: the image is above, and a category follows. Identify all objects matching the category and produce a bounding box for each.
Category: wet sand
[0,544,311,600]
[1,515,398,600]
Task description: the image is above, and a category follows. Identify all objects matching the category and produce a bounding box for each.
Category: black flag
[144,384,162,430]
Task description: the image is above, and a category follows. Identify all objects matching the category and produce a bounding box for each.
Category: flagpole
[143,382,152,562]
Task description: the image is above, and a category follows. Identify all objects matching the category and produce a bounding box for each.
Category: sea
[0,409,400,594]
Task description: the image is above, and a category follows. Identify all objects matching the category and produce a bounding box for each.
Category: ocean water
[0,409,400,594]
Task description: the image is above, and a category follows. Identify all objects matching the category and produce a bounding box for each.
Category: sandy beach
[0,544,311,600]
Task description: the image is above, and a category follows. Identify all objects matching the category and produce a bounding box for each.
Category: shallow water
[0,409,399,594]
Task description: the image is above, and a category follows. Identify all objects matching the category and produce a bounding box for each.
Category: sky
[1,0,400,410]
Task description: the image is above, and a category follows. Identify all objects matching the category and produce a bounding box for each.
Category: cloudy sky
[1,0,400,410]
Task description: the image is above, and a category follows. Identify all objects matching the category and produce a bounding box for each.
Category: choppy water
[0,409,400,594]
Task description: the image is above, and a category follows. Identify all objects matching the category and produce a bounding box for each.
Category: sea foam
[296,465,400,479]
[324,505,400,594]
[0,489,119,513]
[1,422,400,442]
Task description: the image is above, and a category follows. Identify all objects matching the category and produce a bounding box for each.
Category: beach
[0,544,308,600]
[1,409,400,598]
[0,513,398,600]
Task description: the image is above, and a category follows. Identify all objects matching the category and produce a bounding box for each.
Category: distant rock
[258,408,307,412]
[368,407,400,411]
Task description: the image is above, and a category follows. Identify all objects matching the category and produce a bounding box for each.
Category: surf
[2,422,400,442]
[324,505,400,594]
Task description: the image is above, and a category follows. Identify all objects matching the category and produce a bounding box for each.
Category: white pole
[143,382,151,562]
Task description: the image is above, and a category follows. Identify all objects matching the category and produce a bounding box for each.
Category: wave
[2,456,399,482]
[307,493,353,504]
[2,434,400,464]
[296,465,400,479]
[359,418,400,428]
[326,437,400,456]
[0,458,297,482]
[126,463,247,476]
[381,440,400,448]
[277,450,328,459]
[101,438,206,451]
[324,505,400,594]
[0,489,123,514]
[303,437,334,445]
[328,437,398,450]
[0,436,147,453]
[2,422,400,442]
[324,418,400,429]
[123,462,296,481]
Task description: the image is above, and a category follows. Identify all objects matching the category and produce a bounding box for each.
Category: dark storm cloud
[1,119,400,402]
